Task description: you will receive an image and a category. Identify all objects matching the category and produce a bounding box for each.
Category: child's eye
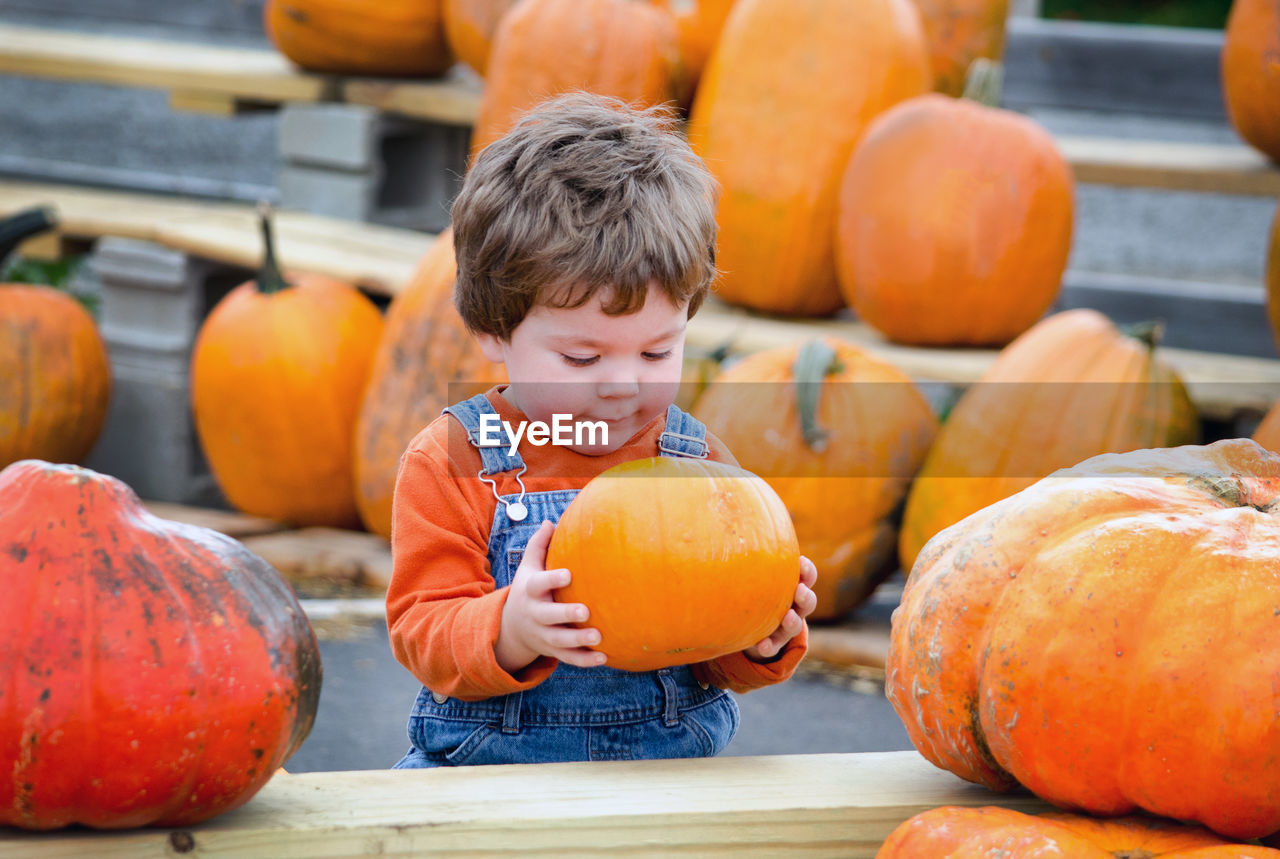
[642,350,674,362]
[560,354,599,367]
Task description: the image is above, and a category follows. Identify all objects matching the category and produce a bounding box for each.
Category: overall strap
[442,393,527,475]
[657,404,709,459]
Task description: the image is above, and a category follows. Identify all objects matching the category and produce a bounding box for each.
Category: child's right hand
[495,520,606,673]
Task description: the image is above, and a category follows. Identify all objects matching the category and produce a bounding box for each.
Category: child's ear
[475,332,508,364]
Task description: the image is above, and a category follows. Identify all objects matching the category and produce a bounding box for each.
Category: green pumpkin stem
[256,201,291,295]
[0,206,58,271]
[961,58,1004,108]
[1120,319,1165,351]
[794,339,841,453]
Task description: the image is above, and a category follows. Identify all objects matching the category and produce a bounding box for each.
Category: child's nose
[596,368,640,399]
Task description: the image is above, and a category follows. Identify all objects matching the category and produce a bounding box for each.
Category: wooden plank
[1060,136,1280,197]
[0,179,431,296]
[240,528,394,591]
[341,69,483,127]
[0,751,1051,857]
[808,622,892,673]
[0,23,335,106]
[140,501,291,540]
[685,298,1280,422]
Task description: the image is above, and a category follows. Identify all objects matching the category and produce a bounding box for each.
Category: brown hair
[452,92,719,340]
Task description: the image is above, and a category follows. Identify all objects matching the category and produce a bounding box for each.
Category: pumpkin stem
[256,201,291,295]
[794,339,842,453]
[961,58,1004,108]
[0,206,58,270]
[1120,319,1165,351]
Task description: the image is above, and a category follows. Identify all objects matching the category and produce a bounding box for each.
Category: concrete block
[279,163,380,223]
[279,103,382,172]
[82,237,250,506]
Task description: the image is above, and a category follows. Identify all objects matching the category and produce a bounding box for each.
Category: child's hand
[744,555,818,663]
[495,520,607,673]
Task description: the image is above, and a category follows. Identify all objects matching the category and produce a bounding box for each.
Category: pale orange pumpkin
[191,209,384,528]
[836,60,1074,346]
[649,0,738,106]
[911,0,1010,96]
[469,0,684,158]
[1264,200,1280,351]
[887,438,1280,840]
[692,338,937,620]
[354,229,505,539]
[264,0,453,76]
[898,308,1199,570]
[686,0,931,316]
[548,456,798,671]
[443,0,520,75]
[878,806,1280,858]
[1221,0,1280,163]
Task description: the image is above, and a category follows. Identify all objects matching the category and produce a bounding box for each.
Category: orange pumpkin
[686,0,930,316]
[1254,398,1280,454]
[911,0,1010,96]
[191,209,384,528]
[649,0,738,106]
[692,338,937,620]
[878,806,1280,858]
[548,456,798,671]
[1222,0,1280,164]
[1264,201,1280,351]
[354,229,505,539]
[888,438,1280,840]
[0,209,111,470]
[0,459,320,829]
[264,0,453,76]
[443,0,520,75]
[469,0,683,158]
[898,308,1198,570]
[836,61,1074,346]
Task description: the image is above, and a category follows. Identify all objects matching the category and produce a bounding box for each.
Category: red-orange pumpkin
[1221,0,1280,164]
[836,61,1074,346]
[898,308,1198,570]
[691,338,937,620]
[264,0,454,76]
[911,0,1010,96]
[354,229,505,539]
[887,438,1280,840]
[650,0,738,106]
[469,0,683,158]
[1254,396,1280,454]
[878,806,1280,858]
[0,459,321,829]
[191,209,384,528]
[548,456,798,671]
[686,0,930,316]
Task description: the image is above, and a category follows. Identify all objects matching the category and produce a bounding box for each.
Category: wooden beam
[1060,136,1280,197]
[0,752,1051,857]
[341,71,483,128]
[0,23,335,105]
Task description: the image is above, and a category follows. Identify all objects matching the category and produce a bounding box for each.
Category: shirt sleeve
[385,425,556,701]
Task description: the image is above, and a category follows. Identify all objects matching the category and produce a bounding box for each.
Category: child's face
[476,284,687,455]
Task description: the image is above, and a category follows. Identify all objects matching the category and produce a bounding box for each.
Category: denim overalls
[393,394,740,767]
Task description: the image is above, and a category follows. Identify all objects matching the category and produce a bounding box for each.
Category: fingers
[798,555,818,588]
[530,597,590,627]
[520,519,556,570]
[525,565,571,600]
[754,609,804,659]
[793,580,818,619]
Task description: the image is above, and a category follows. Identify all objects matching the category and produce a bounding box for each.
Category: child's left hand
[745,555,818,663]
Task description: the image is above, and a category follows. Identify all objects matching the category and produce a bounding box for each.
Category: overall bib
[394,395,740,767]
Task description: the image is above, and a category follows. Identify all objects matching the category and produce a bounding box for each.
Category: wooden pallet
[0,750,1050,857]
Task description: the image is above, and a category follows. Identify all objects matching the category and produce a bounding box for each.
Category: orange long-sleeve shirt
[386,387,808,701]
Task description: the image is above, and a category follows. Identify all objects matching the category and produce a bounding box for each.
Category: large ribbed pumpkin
[649,0,738,106]
[887,439,1280,840]
[548,456,798,671]
[836,63,1074,346]
[898,308,1198,570]
[1222,0,1280,164]
[878,806,1280,858]
[443,0,520,75]
[0,459,321,829]
[692,338,937,620]
[265,0,453,76]
[469,0,683,157]
[191,210,384,528]
[686,0,930,316]
[1265,201,1280,350]
[911,0,1010,96]
[354,229,504,539]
